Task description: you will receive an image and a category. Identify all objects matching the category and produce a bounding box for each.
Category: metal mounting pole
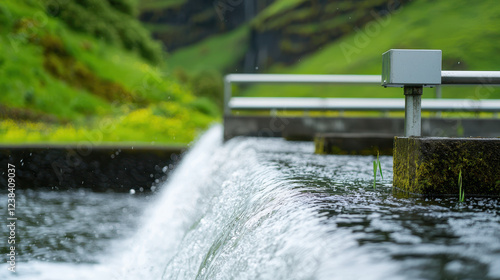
[404,86,423,137]
[435,85,442,117]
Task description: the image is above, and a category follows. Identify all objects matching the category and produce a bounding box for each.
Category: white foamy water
[110,125,400,280]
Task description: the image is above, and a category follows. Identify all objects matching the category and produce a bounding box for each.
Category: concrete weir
[393,137,500,196]
[0,145,185,192]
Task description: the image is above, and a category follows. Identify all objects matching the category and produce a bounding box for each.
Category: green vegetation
[168,25,250,109]
[393,137,500,196]
[139,0,186,12]
[167,25,250,75]
[252,0,309,31]
[45,0,163,63]
[253,0,307,23]
[0,0,217,145]
[458,170,465,203]
[373,151,383,190]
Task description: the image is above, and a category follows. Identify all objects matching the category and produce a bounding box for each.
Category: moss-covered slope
[0,0,218,144]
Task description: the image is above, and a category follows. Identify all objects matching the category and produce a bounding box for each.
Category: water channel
[2,125,499,279]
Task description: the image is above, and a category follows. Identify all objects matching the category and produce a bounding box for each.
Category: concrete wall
[393,137,500,196]
[224,116,500,140]
[0,145,185,193]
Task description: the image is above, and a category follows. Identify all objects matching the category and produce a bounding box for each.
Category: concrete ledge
[393,137,500,196]
[315,133,394,155]
[0,145,185,193]
[224,116,500,141]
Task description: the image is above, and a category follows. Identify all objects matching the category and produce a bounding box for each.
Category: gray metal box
[382,49,442,87]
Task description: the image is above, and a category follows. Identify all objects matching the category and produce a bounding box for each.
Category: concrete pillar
[393,137,500,196]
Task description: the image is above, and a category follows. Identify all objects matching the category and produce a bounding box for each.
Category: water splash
[114,126,499,280]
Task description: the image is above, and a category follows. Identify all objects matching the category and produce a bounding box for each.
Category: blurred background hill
[0,0,218,144]
[143,0,500,100]
[1,0,499,144]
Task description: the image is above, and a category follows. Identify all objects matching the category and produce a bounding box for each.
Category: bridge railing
[224,74,380,115]
[224,73,500,117]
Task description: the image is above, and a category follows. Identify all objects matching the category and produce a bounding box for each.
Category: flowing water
[2,125,500,279]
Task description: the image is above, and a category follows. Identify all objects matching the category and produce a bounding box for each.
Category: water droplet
[129,189,136,195]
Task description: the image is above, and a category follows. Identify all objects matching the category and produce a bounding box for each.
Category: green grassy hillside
[0,0,218,144]
[239,0,500,99]
[167,25,249,75]
[2,0,497,145]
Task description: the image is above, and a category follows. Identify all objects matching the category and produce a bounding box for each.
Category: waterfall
[112,125,398,279]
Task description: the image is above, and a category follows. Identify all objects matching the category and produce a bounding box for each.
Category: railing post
[404,86,423,136]
[224,75,232,116]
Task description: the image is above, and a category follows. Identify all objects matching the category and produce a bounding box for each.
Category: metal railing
[229,97,500,112]
[441,71,500,84]
[224,73,500,117]
[224,74,380,115]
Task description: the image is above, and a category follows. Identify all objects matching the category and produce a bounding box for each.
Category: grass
[373,151,383,190]
[458,170,465,203]
[0,103,215,144]
[167,24,250,75]
[252,0,307,26]
[0,0,217,145]
[139,0,186,12]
